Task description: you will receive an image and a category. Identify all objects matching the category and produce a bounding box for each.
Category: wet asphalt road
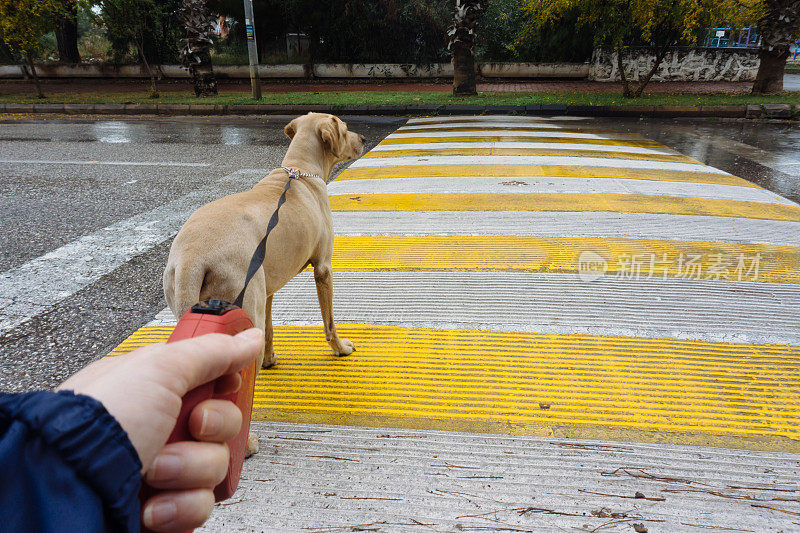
[0,114,798,393]
[0,115,404,392]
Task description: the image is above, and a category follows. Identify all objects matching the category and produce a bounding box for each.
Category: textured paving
[106,115,800,530]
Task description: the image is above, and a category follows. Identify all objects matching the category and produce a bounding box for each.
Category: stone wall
[589,47,760,82]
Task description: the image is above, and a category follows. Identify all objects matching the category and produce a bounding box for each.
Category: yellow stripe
[337,165,757,188]
[108,325,800,451]
[381,135,667,148]
[326,236,800,284]
[364,147,696,163]
[397,126,619,134]
[329,193,800,222]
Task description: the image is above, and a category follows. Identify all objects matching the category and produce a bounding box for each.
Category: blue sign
[246,24,254,40]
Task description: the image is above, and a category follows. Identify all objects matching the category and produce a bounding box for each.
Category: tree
[98,0,163,97]
[751,0,800,94]
[0,0,64,98]
[179,0,218,97]
[521,0,748,97]
[449,0,484,96]
[55,0,80,63]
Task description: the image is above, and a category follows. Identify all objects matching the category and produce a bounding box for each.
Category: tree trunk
[180,0,218,97]
[752,0,800,95]
[631,43,672,97]
[752,48,787,94]
[188,50,218,97]
[616,47,633,98]
[55,3,81,64]
[134,41,159,98]
[452,42,477,96]
[25,54,45,99]
[448,0,483,96]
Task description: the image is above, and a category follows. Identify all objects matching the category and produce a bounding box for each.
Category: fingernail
[200,408,224,437]
[143,500,177,528]
[149,454,183,482]
[236,328,263,341]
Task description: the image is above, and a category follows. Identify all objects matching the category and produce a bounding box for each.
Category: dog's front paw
[334,338,355,356]
[261,349,277,369]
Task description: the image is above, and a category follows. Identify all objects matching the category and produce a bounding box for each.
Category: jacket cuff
[3,390,142,531]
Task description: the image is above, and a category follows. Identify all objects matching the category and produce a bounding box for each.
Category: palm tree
[179,0,218,97]
[448,0,483,96]
[752,0,800,94]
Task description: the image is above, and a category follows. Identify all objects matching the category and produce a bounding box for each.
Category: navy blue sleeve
[0,390,143,533]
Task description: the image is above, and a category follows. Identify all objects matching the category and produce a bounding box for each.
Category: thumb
[151,329,263,396]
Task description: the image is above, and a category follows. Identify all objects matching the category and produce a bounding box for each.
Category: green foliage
[98,0,183,64]
[210,0,452,63]
[519,0,755,50]
[477,0,593,62]
[0,0,65,57]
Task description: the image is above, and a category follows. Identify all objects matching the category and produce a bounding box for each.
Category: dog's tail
[163,262,206,320]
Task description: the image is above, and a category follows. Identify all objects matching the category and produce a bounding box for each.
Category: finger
[213,372,241,395]
[144,441,229,490]
[147,328,263,397]
[188,398,243,443]
[142,488,214,532]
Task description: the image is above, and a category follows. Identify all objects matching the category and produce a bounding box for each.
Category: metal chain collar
[281,166,323,181]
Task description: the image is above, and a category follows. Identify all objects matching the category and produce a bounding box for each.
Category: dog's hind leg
[262,294,277,369]
[313,264,355,356]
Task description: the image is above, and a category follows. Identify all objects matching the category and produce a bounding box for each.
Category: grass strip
[1,90,798,107]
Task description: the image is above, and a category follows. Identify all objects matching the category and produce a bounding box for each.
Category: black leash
[232,167,318,308]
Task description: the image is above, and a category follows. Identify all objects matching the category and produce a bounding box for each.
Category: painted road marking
[325,236,800,284]
[329,193,800,222]
[363,147,697,163]
[327,176,796,205]
[331,211,800,246]
[379,135,669,147]
[397,123,604,131]
[337,164,755,187]
[349,155,730,175]
[144,271,800,345]
[109,324,800,451]
[202,422,800,532]
[370,141,678,155]
[387,130,657,140]
[0,159,211,167]
[407,115,595,123]
[0,169,265,334]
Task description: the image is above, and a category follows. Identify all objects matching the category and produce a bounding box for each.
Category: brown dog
[163,113,364,370]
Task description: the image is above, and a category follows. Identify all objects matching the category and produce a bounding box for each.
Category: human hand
[58,328,264,532]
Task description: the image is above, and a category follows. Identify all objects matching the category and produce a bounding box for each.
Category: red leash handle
[140,300,257,532]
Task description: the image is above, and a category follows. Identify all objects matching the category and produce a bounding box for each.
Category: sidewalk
[110,115,800,531]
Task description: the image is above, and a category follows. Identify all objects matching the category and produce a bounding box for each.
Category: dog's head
[284,113,365,163]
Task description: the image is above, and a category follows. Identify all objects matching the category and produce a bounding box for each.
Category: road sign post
[242,0,261,100]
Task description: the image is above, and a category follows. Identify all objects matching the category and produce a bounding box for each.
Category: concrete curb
[0,102,795,119]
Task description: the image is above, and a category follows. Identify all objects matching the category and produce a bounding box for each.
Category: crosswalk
[104,115,800,531]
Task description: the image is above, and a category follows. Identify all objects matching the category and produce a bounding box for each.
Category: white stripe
[326,176,794,205]
[0,159,211,167]
[203,422,800,532]
[0,169,266,335]
[147,272,800,345]
[387,130,657,140]
[349,155,731,174]
[398,122,576,131]
[406,115,595,124]
[330,211,800,245]
[371,141,675,156]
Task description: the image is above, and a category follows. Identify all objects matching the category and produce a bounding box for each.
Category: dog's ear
[318,116,344,158]
[284,118,299,140]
